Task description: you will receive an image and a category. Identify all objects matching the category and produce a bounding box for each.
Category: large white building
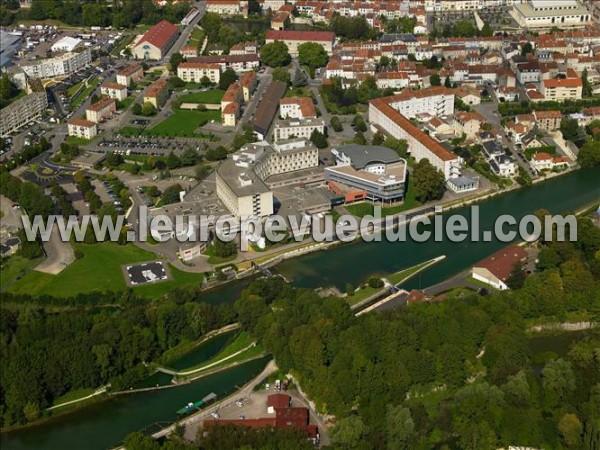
[67,118,97,140]
[177,62,221,84]
[0,90,48,136]
[511,0,592,30]
[384,87,455,119]
[273,117,325,142]
[20,49,91,79]
[216,139,318,217]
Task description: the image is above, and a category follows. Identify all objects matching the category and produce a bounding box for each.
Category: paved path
[35,223,76,275]
[47,386,108,411]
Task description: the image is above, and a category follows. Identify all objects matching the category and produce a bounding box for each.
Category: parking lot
[124,261,169,286]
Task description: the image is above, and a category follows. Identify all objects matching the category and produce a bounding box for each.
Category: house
[187,54,260,74]
[279,97,317,119]
[67,118,97,140]
[481,140,517,178]
[239,71,257,102]
[267,394,290,414]
[100,81,128,101]
[222,102,240,127]
[472,245,528,290]
[143,78,169,108]
[531,152,570,171]
[454,111,486,139]
[206,0,248,17]
[132,20,179,60]
[181,45,198,58]
[265,30,335,56]
[540,77,583,101]
[86,98,116,123]
[455,86,481,105]
[521,131,547,150]
[117,64,144,87]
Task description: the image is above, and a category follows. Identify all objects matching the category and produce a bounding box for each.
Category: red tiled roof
[145,78,167,98]
[473,245,527,282]
[87,98,116,112]
[265,30,334,43]
[68,118,95,127]
[280,97,316,118]
[101,81,127,90]
[178,62,220,70]
[543,78,583,88]
[267,394,290,409]
[137,20,178,51]
[118,63,142,77]
[223,102,239,114]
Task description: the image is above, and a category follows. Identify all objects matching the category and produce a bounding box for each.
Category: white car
[211,412,220,419]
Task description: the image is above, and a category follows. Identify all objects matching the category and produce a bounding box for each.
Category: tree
[298,42,329,73]
[218,68,238,91]
[206,146,228,161]
[105,152,123,167]
[161,184,183,205]
[582,69,593,97]
[430,74,442,86]
[259,41,291,67]
[200,75,212,87]
[132,103,142,115]
[521,42,533,56]
[169,76,185,89]
[372,131,385,146]
[577,139,600,168]
[542,358,576,409]
[331,416,368,448]
[481,22,493,37]
[310,129,328,149]
[169,53,184,72]
[412,159,446,202]
[166,151,181,170]
[292,68,308,87]
[383,137,408,157]
[444,76,452,88]
[353,131,367,145]
[385,405,414,449]
[141,102,156,116]
[560,118,580,141]
[180,148,199,166]
[558,413,583,448]
[506,262,526,289]
[0,74,18,108]
[330,116,343,132]
[271,67,290,85]
[352,114,367,132]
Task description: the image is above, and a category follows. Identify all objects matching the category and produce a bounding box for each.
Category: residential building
[383,87,455,119]
[206,0,248,17]
[20,48,91,78]
[132,20,179,60]
[143,78,169,108]
[117,64,144,87]
[472,245,528,290]
[369,96,461,180]
[187,54,260,74]
[511,0,592,30]
[253,80,287,140]
[531,152,570,171]
[86,98,116,123]
[273,117,326,142]
[177,62,221,84]
[239,71,257,102]
[67,118,97,140]
[222,102,240,127]
[265,30,335,56]
[534,110,562,131]
[540,77,583,101]
[279,97,317,119]
[325,144,407,204]
[481,141,517,177]
[181,45,198,58]
[100,81,128,101]
[454,111,486,139]
[0,90,48,136]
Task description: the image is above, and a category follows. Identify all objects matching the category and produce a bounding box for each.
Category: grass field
[70,77,100,108]
[178,90,224,104]
[51,388,96,407]
[347,284,382,306]
[65,136,92,145]
[387,260,434,285]
[145,110,221,137]
[0,255,44,292]
[8,243,203,298]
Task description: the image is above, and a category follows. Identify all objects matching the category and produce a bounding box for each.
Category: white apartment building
[67,118,97,140]
[273,118,326,142]
[100,82,128,101]
[86,98,116,124]
[386,87,455,119]
[511,0,592,30]
[177,62,221,84]
[0,91,48,136]
[20,49,91,79]
[279,97,317,119]
[254,140,319,180]
[117,64,144,87]
[369,96,466,182]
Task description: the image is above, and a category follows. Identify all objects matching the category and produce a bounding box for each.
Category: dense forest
[0,0,191,28]
[1,214,599,450]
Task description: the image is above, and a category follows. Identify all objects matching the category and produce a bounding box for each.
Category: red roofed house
[117,64,144,87]
[279,97,317,119]
[265,30,335,56]
[67,118,97,140]
[86,98,116,124]
[472,245,528,290]
[540,77,583,101]
[530,152,570,172]
[133,20,179,60]
[239,71,257,102]
[143,78,169,108]
[100,81,128,101]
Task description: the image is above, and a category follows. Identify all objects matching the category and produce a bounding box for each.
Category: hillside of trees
[1,215,599,449]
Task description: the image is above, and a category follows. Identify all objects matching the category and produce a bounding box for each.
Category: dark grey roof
[482,140,504,158]
[379,33,418,44]
[253,80,287,136]
[337,144,400,170]
[448,176,478,188]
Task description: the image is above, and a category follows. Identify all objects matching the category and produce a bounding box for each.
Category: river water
[2,169,598,449]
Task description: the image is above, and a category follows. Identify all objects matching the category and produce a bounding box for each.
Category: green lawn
[67,80,85,98]
[145,110,221,137]
[8,243,203,298]
[51,388,96,407]
[118,126,144,137]
[203,244,236,265]
[387,260,435,285]
[65,136,92,145]
[285,87,310,98]
[70,78,100,108]
[346,284,382,306]
[117,96,136,111]
[178,89,225,104]
[0,255,45,292]
[189,27,205,45]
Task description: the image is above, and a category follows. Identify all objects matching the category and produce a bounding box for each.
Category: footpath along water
[0,357,270,450]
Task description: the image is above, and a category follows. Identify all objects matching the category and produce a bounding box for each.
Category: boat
[176,392,217,415]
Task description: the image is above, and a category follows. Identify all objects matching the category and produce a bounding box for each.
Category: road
[235,68,273,134]
[163,1,206,63]
[34,223,76,275]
